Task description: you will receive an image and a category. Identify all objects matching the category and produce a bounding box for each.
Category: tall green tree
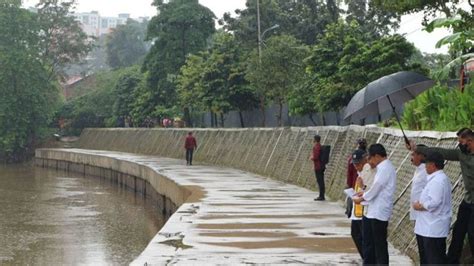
[36,0,92,80]
[246,34,309,126]
[176,31,258,127]
[0,1,90,161]
[0,2,56,161]
[297,20,424,119]
[221,0,340,46]
[142,0,216,126]
[345,0,400,38]
[106,19,149,69]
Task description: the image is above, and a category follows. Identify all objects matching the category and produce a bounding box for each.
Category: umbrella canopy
[344,71,435,123]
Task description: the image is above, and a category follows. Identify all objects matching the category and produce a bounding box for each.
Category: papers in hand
[345,188,369,206]
[344,188,355,198]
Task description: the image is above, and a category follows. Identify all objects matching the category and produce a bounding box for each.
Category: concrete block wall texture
[76,126,462,260]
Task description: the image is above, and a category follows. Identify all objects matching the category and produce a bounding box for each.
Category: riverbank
[35,148,412,264]
[71,126,462,261]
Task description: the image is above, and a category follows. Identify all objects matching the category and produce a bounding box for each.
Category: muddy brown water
[0,163,165,265]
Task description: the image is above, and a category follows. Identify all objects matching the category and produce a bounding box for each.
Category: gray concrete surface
[36,148,412,265]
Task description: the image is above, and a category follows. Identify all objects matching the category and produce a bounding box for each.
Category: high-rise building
[73,11,131,37]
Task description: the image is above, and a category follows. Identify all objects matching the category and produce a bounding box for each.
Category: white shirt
[363,159,396,221]
[414,170,452,238]
[360,163,376,189]
[410,163,428,220]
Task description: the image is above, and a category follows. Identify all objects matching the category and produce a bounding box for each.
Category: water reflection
[0,163,165,265]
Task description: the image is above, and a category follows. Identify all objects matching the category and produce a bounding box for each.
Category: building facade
[73,11,134,37]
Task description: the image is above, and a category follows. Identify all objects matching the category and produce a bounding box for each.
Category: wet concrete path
[38,149,412,265]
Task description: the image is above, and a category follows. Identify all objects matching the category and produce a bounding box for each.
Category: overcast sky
[22,0,455,54]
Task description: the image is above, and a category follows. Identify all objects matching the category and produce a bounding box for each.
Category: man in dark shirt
[311,135,325,201]
[410,128,474,264]
[184,132,197,166]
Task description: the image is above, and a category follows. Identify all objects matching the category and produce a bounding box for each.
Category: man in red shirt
[184,132,197,165]
[311,135,325,201]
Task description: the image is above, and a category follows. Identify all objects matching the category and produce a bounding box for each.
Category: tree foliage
[106,19,149,69]
[176,31,258,127]
[246,34,309,126]
[296,20,425,117]
[0,1,89,161]
[141,0,216,124]
[403,83,474,130]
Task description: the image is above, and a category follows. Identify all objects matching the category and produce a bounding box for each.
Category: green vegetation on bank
[0,0,472,161]
[0,0,91,162]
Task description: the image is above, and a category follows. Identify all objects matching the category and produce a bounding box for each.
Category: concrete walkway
[38,149,413,265]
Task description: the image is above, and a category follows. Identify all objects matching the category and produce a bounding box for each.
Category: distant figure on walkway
[353,144,396,265]
[409,128,473,264]
[413,152,452,265]
[310,135,325,201]
[184,132,197,166]
[410,145,428,222]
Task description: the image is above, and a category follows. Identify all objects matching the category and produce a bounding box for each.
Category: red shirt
[347,155,358,188]
[184,135,197,149]
[311,143,322,171]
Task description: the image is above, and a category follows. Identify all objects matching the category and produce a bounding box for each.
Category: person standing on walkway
[346,139,367,217]
[184,132,197,166]
[410,145,428,222]
[350,148,375,259]
[353,144,396,265]
[413,152,452,264]
[409,128,474,264]
[347,139,368,189]
[310,135,325,201]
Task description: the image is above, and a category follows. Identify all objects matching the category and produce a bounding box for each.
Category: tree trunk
[238,110,245,128]
[214,112,218,128]
[277,99,283,127]
[308,113,317,126]
[320,112,326,126]
[260,96,266,127]
[210,111,214,127]
[220,113,225,128]
[184,107,193,128]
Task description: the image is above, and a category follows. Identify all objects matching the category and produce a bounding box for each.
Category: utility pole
[257,0,262,63]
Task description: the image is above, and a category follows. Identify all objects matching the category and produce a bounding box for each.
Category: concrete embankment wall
[75,126,462,260]
[35,149,195,219]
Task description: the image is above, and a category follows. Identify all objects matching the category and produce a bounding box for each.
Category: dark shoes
[314,197,326,201]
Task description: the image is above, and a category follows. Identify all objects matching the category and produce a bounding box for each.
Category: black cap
[352,149,368,164]
[425,152,445,169]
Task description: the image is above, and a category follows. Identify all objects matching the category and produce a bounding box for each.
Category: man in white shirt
[353,144,396,265]
[410,145,428,221]
[413,152,452,264]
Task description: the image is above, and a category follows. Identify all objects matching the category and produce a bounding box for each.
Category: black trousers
[417,234,447,264]
[447,200,474,264]
[315,169,325,199]
[363,217,389,265]
[351,219,364,259]
[186,148,194,165]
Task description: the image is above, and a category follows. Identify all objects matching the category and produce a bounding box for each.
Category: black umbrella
[344,71,435,145]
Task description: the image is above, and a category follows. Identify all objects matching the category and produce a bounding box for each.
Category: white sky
[22,0,462,54]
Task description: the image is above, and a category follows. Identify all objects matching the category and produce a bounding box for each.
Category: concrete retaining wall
[34,150,198,220]
[71,126,463,260]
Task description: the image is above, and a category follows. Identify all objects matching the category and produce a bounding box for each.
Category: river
[0,163,165,265]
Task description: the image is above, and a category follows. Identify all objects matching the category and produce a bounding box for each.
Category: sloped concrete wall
[76,126,462,259]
